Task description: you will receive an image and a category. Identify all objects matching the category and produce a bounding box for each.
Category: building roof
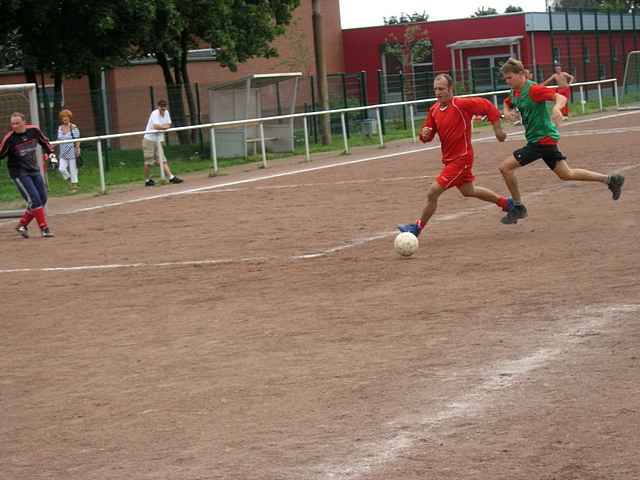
[446,35,523,50]
[209,73,303,91]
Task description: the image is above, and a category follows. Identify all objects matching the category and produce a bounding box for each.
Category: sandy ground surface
[1,110,639,480]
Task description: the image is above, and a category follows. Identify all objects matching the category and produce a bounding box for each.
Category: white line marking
[3,161,639,275]
[312,304,640,480]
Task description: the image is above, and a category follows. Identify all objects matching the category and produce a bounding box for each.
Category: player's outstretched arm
[542,75,554,86]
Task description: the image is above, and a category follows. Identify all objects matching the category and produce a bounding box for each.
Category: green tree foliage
[505,5,524,12]
[384,11,429,25]
[137,0,301,141]
[0,0,154,132]
[472,6,499,16]
[382,25,431,72]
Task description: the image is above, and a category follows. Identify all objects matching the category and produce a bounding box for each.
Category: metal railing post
[210,128,218,174]
[341,113,350,154]
[597,84,603,111]
[303,116,311,162]
[96,140,106,194]
[409,105,417,143]
[376,108,384,148]
[259,123,267,168]
[613,79,619,109]
[492,94,499,107]
[580,86,586,113]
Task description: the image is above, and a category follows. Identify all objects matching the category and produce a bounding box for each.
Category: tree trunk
[180,33,198,142]
[312,0,332,145]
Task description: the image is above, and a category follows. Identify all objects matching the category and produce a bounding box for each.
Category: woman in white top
[57,109,81,191]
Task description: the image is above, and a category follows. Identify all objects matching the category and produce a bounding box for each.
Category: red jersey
[420,97,500,163]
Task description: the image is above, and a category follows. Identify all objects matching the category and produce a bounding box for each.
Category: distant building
[343,10,640,104]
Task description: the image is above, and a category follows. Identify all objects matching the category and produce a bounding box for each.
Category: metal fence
[44,77,622,195]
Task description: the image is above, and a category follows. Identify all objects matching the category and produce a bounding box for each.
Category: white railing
[50,78,620,194]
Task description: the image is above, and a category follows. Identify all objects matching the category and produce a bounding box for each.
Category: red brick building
[0,0,344,142]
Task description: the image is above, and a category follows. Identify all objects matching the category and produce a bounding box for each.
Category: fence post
[492,94,499,108]
[341,73,350,138]
[195,82,205,156]
[259,122,267,168]
[409,105,417,143]
[341,112,350,154]
[360,71,368,121]
[399,71,407,130]
[613,80,619,109]
[580,86,586,113]
[96,139,106,194]
[209,128,218,175]
[376,107,384,148]
[303,116,311,162]
[310,75,318,144]
[377,69,386,135]
[597,83,603,111]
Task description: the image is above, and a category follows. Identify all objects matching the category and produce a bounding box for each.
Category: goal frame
[0,83,42,218]
[620,50,640,110]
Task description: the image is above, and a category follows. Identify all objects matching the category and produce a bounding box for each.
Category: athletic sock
[416,219,426,232]
[19,209,34,226]
[32,207,48,230]
[497,196,509,210]
[513,199,523,206]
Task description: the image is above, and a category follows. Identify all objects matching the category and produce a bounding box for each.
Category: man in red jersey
[398,74,511,237]
[0,112,56,238]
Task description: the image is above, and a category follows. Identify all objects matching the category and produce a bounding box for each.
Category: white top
[57,125,80,160]
[144,109,172,142]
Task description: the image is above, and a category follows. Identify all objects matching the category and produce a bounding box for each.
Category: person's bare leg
[499,156,523,202]
[457,182,503,204]
[419,182,447,225]
[552,160,607,183]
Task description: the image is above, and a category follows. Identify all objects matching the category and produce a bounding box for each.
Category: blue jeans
[12,173,48,209]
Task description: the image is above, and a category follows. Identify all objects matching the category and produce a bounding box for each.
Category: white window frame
[467,54,511,91]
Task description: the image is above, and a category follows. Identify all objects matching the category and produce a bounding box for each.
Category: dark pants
[12,173,47,209]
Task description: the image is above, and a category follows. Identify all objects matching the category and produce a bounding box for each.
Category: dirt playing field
[1,110,639,480]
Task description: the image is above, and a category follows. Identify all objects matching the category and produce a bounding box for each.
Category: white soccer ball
[394,232,419,257]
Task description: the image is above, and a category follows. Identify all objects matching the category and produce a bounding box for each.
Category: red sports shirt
[420,97,500,163]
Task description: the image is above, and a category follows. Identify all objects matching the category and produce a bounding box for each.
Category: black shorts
[513,143,567,170]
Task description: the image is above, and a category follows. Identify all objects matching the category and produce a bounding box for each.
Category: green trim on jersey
[510,80,559,144]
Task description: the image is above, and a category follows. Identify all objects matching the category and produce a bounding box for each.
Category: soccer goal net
[0,83,41,218]
[620,51,640,110]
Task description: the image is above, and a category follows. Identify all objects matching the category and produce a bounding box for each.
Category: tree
[0,0,154,134]
[384,11,429,25]
[472,6,499,16]
[382,24,431,72]
[138,0,301,143]
[505,5,524,12]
